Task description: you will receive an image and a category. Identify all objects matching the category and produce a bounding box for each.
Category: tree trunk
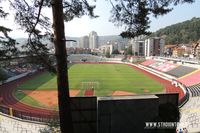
[52,0,73,132]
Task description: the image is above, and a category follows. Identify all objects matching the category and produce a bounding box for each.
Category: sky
[0,0,200,38]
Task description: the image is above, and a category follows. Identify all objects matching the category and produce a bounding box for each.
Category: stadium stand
[166,66,197,78]
[155,62,179,72]
[140,59,155,66]
[187,84,200,97]
[148,61,164,69]
[178,69,200,86]
[68,54,102,62]
[0,114,46,133]
[141,59,197,78]
[0,68,16,78]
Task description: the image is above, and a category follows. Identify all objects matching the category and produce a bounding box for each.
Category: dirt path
[22,90,80,107]
[112,91,135,96]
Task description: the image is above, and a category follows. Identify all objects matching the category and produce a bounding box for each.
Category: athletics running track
[0,62,184,118]
[0,71,56,117]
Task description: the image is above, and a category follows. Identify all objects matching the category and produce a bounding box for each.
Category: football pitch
[14,63,164,108]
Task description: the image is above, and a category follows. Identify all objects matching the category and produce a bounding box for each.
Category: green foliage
[8,0,98,73]
[105,49,111,58]
[0,68,8,82]
[0,4,18,60]
[152,17,200,44]
[63,0,98,22]
[112,49,120,54]
[124,46,132,55]
[9,0,56,72]
[40,113,60,133]
[109,0,194,38]
[0,5,8,18]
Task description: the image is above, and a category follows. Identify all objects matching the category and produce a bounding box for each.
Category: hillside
[153,17,200,44]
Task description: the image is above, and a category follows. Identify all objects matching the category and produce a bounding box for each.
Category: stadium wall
[0,71,36,85]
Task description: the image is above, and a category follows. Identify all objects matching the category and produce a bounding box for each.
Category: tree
[108,0,195,38]
[6,0,97,133]
[0,0,195,132]
[124,45,132,56]
[152,17,200,44]
[112,49,120,54]
[105,49,111,58]
[0,68,8,83]
[0,1,18,61]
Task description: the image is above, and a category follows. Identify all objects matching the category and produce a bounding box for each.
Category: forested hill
[152,17,200,44]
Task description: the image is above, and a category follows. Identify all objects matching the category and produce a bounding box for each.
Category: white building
[99,43,118,55]
[130,35,146,56]
[144,37,165,57]
[80,36,89,48]
[89,31,98,49]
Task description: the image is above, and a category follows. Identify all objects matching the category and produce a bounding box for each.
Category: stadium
[1,54,199,132]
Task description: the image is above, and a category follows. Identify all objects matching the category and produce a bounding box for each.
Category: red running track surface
[178,70,200,86]
[84,89,94,96]
[0,72,56,116]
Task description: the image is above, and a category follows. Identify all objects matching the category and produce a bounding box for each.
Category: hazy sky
[1,0,200,38]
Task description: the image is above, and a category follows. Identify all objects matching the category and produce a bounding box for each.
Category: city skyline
[0,0,200,38]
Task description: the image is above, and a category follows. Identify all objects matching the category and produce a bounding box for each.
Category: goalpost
[81,82,100,90]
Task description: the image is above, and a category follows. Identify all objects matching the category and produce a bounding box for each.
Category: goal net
[81,82,100,90]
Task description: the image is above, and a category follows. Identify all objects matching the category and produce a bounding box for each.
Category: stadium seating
[0,68,16,78]
[68,54,101,62]
[166,66,197,78]
[178,69,200,86]
[140,59,155,66]
[187,84,200,97]
[0,114,46,133]
[148,61,164,69]
[141,59,197,79]
[155,62,179,72]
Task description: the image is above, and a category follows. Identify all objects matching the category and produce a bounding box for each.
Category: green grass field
[14,63,164,109]
[16,64,164,96]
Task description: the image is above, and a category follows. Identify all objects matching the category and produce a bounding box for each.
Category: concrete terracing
[0,113,46,133]
[179,97,200,132]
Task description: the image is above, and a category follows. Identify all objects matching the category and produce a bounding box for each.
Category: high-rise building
[89,31,98,49]
[130,35,146,56]
[144,37,165,57]
[80,36,89,48]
